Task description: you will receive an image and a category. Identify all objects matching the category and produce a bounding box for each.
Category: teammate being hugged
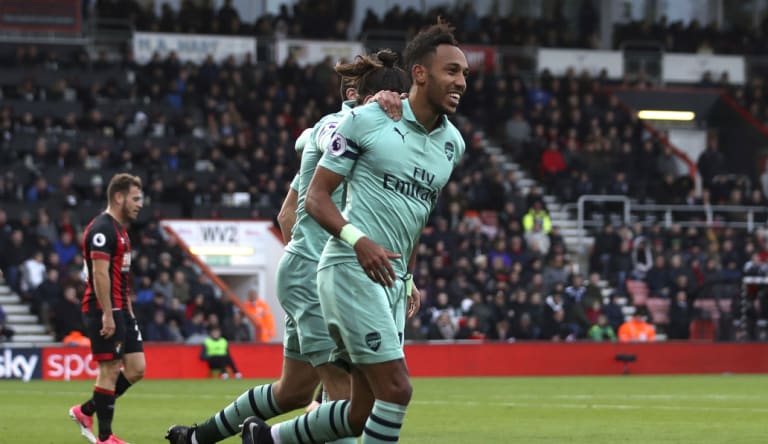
[241,18,468,444]
[165,51,408,444]
[69,173,145,444]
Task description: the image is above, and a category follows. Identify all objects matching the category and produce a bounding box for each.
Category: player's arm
[277,184,298,243]
[92,258,115,338]
[306,166,400,288]
[126,294,135,319]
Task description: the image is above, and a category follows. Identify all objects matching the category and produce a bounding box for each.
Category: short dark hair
[403,18,459,71]
[107,173,142,203]
[335,49,411,104]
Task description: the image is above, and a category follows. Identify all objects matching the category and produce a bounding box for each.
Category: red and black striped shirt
[81,213,131,313]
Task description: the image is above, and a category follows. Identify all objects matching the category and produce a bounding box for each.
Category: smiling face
[422,44,468,115]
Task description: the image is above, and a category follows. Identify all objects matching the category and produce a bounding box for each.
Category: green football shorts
[276,252,335,367]
[317,262,407,366]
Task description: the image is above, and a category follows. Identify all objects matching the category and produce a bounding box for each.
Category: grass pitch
[1,375,766,443]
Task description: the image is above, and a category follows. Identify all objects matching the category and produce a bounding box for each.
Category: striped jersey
[81,212,131,313]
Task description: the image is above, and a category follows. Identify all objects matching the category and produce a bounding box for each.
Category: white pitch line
[4,390,767,413]
[482,393,766,401]
[413,399,768,413]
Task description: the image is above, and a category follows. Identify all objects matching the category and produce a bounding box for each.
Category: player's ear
[345,87,357,101]
[412,64,427,85]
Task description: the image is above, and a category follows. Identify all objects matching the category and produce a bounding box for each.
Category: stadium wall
[3,343,768,381]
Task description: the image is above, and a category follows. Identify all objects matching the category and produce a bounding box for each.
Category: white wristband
[405,273,414,298]
[339,224,365,247]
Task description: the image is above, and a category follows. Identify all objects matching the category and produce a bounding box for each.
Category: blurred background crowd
[1,0,768,346]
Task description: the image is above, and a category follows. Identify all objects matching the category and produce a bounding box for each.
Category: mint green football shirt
[317,98,465,275]
[288,127,313,192]
[286,101,355,261]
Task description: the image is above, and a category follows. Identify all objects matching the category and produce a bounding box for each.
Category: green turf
[1,375,766,443]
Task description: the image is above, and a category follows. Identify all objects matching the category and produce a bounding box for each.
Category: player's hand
[371,91,404,121]
[353,237,401,287]
[100,312,116,338]
[406,285,421,320]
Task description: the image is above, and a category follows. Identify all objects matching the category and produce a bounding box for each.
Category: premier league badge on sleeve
[329,133,347,156]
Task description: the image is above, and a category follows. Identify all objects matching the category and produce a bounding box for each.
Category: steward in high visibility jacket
[200,326,242,379]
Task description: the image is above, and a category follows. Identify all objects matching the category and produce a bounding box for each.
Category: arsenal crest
[444,141,455,161]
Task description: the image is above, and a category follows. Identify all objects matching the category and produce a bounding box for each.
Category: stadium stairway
[476,141,642,326]
[0,282,57,345]
[483,144,595,261]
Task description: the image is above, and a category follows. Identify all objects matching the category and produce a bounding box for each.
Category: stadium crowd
[1,3,767,345]
[93,0,767,55]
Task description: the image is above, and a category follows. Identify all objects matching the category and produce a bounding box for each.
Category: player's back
[286,103,354,261]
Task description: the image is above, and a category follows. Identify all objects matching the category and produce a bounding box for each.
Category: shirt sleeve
[88,223,117,261]
[289,173,300,192]
[453,131,466,167]
[314,118,340,154]
[294,127,313,154]
[318,105,383,178]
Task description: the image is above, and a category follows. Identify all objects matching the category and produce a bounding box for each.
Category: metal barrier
[575,194,631,253]
[567,195,768,253]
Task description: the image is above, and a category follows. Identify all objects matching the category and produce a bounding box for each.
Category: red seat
[718,298,732,314]
[690,319,715,340]
[626,280,649,307]
[694,298,720,321]
[646,297,670,325]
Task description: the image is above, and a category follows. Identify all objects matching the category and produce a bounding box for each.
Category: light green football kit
[317,98,465,365]
[277,101,354,366]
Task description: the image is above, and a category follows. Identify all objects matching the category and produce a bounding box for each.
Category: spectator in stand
[455,315,487,340]
[145,310,176,342]
[618,307,656,342]
[504,109,531,157]
[697,136,725,189]
[21,251,46,296]
[525,220,551,257]
[0,304,14,342]
[522,200,551,235]
[645,255,671,298]
[588,314,617,342]
[591,224,621,279]
[171,270,191,304]
[668,291,692,340]
[540,141,567,193]
[32,267,62,333]
[602,293,625,333]
[222,310,252,342]
[632,236,654,279]
[540,309,574,341]
[511,312,536,340]
[427,311,458,340]
[542,254,569,294]
[242,288,275,342]
[183,310,208,343]
[53,285,84,341]
[54,231,80,267]
[152,271,173,305]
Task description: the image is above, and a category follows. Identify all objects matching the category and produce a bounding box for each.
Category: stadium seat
[626,280,649,306]
[689,319,715,340]
[693,298,720,321]
[646,297,670,325]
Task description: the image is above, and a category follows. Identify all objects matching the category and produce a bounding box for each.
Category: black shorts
[83,310,144,361]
